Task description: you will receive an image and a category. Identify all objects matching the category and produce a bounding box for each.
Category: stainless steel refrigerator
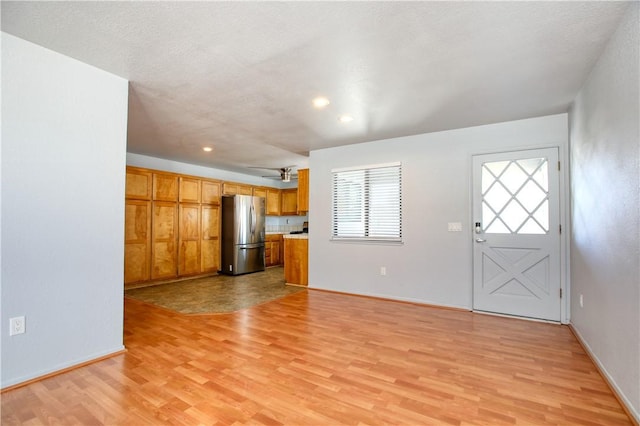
[221,195,266,275]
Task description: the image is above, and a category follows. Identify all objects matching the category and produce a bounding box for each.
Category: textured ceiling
[1,1,631,177]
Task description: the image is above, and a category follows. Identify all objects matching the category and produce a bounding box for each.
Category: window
[332,162,402,242]
[481,157,549,234]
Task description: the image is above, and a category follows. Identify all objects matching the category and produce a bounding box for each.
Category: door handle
[475,238,487,243]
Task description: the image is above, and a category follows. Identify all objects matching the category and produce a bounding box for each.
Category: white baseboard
[569,324,639,425]
[1,345,125,390]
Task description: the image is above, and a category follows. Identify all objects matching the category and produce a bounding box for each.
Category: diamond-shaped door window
[518,180,546,212]
[481,157,549,234]
[501,163,528,194]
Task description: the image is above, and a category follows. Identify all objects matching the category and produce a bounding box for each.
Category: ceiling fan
[250,166,298,182]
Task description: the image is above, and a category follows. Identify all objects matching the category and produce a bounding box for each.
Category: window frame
[331,162,402,244]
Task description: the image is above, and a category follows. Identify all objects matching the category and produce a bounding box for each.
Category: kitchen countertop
[283,234,308,239]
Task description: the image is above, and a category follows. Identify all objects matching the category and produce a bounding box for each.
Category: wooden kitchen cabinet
[222,182,252,196]
[151,201,178,280]
[153,173,179,201]
[178,203,201,276]
[284,237,308,286]
[201,179,221,204]
[297,168,309,213]
[280,189,298,215]
[265,234,283,267]
[127,166,311,285]
[125,168,152,200]
[124,200,151,284]
[201,204,220,273]
[179,177,201,203]
[255,187,283,216]
[253,187,267,199]
[266,188,281,216]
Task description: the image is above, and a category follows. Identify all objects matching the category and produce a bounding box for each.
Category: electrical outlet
[380,266,386,276]
[579,294,584,308]
[10,316,25,336]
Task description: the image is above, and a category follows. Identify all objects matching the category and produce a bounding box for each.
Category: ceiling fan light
[282,171,291,182]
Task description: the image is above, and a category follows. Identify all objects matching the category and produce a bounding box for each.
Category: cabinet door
[253,187,267,199]
[297,168,309,213]
[201,204,220,273]
[125,168,152,200]
[223,182,254,196]
[179,177,201,203]
[238,184,253,195]
[178,203,201,276]
[202,180,221,204]
[266,189,281,216]
[284,238,308,285]
[124,200,151,284]
[153,173,178,201]
[151,202,178,279]
[271,241,281,266]
[265,242,273,266]
[222,182,237,195]
[281,189,298,215]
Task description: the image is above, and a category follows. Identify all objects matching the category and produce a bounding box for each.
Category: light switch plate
[448,222,462,232]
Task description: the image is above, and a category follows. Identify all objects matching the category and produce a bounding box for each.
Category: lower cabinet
[284,237,308,286]
[265,234,283,267]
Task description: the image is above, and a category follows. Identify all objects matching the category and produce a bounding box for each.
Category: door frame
[469,143,570,324]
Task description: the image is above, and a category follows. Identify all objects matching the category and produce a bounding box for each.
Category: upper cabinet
[201,179,221,205]
[179,177,201,203]
[266,188,281,216]
[153,173,179,201]
[247,186,282,216]
[125,168,152,200]
[297,168,309,213]
[223,182,252,196]
[253,187,267,199]
[281,189,298,216]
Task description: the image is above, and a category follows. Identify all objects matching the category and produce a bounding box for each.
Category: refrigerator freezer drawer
[223,244,265,275]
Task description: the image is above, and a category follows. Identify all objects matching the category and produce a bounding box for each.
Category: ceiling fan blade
[261,175,298,179]
[249,165,296,171]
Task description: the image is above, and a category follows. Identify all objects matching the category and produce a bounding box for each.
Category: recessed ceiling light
[312,97,330,109]
[202,147,213,152]
[339,115,354,123]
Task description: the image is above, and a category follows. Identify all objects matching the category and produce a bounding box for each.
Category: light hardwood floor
[2,290,633,425]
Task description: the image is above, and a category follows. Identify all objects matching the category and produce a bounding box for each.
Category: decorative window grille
[481,158,549,234]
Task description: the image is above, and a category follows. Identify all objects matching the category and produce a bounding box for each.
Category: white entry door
[472,148,561,321]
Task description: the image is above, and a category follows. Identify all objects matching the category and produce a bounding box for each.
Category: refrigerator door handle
[250,203,257,235]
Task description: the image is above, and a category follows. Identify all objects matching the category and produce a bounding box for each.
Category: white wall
[309,114,568,312]
[568,3,639,421]
[1,33,129,388]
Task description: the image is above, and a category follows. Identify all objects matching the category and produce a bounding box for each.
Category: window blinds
[331,162,402,242]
